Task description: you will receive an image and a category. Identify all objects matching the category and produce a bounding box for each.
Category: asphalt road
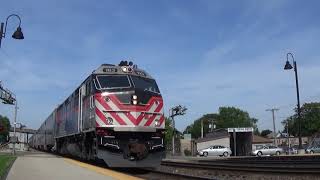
[6,151,142,180]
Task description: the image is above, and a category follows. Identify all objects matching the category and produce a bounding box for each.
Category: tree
[164,117,182,146]
[0,115,11,143]
[183,113,219,139]
[183,106,259,139]
[251,118,260,135]
[283,102,320,137]
[260,129,272,137]
[216,107,253,128]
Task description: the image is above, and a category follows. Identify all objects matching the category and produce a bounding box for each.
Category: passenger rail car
[30,61,165,167]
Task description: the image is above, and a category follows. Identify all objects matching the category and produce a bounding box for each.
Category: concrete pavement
[6,151,142,180]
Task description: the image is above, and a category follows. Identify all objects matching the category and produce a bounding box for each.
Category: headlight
[132,95,137,100]
[133,100,138,105]
[121,66,128,72]
[155,119,160,127]
[132,95,138,105]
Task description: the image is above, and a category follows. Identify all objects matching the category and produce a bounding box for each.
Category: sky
[1,0,320,133]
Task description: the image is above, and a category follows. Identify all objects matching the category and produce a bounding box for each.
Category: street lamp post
[287,120,290,153]
[0,14,24,48]
[284,52,303,152]
[13,100,18,155]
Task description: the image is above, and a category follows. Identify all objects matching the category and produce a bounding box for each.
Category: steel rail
[161,160,320,174]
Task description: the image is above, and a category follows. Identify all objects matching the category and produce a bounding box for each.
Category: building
[195,129,230,151]
[252,135,273,150]
[9,127,36,151]
[180,134,197,156]
[267,132,309,147]
[196,128,254,156]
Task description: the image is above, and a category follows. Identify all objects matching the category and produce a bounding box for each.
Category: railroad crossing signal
[171,105,187,117]
[0,82,16,105]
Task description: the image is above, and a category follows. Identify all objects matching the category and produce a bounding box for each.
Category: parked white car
[198,145,232,157]
[252,145,284,156]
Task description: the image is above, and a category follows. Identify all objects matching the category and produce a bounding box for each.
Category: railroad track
[161,160,320,173]
[157,156,320,180]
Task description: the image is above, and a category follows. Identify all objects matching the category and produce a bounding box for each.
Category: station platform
[6,151,142,180]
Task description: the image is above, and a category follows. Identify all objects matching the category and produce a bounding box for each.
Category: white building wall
[197,137,230,151]
[9,131,29,151]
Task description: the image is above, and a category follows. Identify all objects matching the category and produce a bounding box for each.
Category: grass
[0,155,16,179]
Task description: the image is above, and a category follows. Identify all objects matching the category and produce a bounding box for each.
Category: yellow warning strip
[64,158,144,180]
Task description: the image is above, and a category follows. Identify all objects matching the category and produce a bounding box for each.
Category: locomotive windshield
[96,75,131,89]
[95,74,160,93]
[131,75,160,93]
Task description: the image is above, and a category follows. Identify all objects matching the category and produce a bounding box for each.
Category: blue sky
[1,0,320,133]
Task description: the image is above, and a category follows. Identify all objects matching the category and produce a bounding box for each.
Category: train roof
[92,62,154,79]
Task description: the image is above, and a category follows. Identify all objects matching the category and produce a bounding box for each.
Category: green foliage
[283,102,320,137]
[183,106,259,139]
[217,107,253,128]
[0,115,10,143]
[0,155,16,177]
[260,129,272,137]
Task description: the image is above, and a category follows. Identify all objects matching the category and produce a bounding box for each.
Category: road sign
[227,127,253,132]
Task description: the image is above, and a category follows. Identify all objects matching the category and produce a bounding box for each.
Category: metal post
[293,61,303,150]
[272,110,276,146]
[13,100,17,155]
[287,120,290,154]
[201,119,203,138]
[0,22,3,48]
[233,128,236,156]
[172,115,175,156]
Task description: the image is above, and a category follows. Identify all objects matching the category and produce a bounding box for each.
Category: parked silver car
[306,146,320,154]
[198,145,232,157]
[252,145,283,156]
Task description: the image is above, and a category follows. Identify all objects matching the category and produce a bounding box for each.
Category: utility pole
[266,108,279,146]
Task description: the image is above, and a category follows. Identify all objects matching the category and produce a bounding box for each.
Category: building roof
[196,129,229,143]
[10,127,36,134]
[252,135,273,144]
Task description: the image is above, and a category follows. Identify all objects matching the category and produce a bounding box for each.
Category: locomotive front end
[93,62,165,167]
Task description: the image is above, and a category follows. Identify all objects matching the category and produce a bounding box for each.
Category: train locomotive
[29,61,165,167]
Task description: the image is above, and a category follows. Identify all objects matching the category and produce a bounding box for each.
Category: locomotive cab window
[96,75,131,89]
[130,75,160,93]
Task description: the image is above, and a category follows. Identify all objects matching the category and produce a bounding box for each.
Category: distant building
[180,134,197,156]
[195,128,255,156]
[9,127,36,151]
[195,129,230,151]
[266,132,309,147]
[252,135,273,150]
